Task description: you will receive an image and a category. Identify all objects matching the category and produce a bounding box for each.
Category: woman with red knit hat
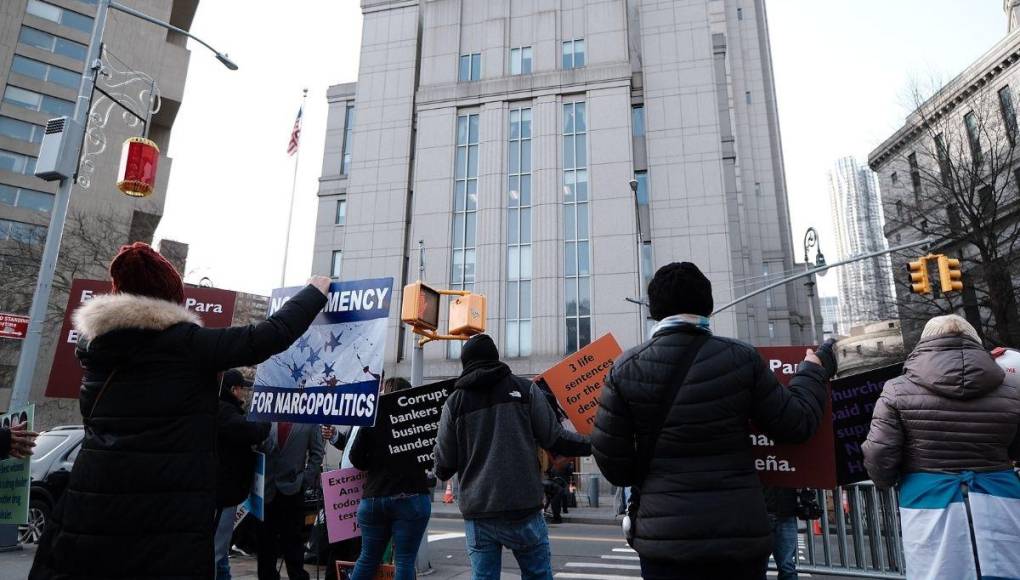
[30,242,331,580]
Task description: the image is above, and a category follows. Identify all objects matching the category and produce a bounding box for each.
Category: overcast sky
[154,1,1006,298]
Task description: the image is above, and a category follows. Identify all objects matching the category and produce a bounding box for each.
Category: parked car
[20,425,85,543]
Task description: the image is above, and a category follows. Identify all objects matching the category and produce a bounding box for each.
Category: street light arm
[109,2,238,69]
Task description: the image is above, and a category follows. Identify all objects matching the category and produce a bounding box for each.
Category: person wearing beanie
[591,262,835,580]
[433,334,591,579]
[214,369,270,580]
[30,241,332,580]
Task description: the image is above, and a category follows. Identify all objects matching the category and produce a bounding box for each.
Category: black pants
[257,491,309,580]
[639,556,768,580]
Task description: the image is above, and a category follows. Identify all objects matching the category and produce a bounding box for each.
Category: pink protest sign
[321,467,366,543]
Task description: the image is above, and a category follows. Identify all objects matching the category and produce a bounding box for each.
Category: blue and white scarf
[899,470,1020,580]
[650,314,711,338]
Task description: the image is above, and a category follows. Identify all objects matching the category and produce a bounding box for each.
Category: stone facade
[0,0,199,421]
[314,0,817,382]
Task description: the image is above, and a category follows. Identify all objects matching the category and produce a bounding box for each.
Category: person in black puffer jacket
[214,369,271,580]
[591,262,835,580]
[29,242,330,580]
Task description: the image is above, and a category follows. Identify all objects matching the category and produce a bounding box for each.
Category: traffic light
[401,281,441,331]
[937,255,964,293]
[907,258,931,294]
[449,293,487,337]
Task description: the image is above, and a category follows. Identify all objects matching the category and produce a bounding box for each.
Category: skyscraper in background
[828,156,896,332]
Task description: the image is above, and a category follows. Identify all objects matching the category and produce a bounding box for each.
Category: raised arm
[529,383,590,458]
[751,343,833,444]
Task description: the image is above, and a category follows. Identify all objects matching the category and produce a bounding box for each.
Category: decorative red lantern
[117,137,159,197]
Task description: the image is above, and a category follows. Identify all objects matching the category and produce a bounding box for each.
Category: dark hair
[383,377,412,394]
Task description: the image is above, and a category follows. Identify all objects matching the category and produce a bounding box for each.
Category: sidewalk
[0,543,36,578]
[429,496,620,526]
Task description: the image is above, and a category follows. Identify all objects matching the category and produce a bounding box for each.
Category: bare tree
[880,79,1020,346]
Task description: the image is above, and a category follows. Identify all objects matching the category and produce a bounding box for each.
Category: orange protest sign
[536,333,623,435]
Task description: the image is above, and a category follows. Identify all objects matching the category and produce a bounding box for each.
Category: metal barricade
[784,482,906,579]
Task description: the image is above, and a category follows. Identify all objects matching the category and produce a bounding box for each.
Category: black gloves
[814,338,838,378]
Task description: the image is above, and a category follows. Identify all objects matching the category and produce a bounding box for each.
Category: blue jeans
[464,511,552,580]
[351,494,431,580]
[767,515,799,580]
[214,506,236,580]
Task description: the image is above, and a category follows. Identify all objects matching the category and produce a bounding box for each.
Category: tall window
[335,199,347,225]
[563,101,590,353]
[0,184,53,213]
[26,1,93,34]
[510,47,533,75]
[0,116,44,144]
[999,86,1017,144]
[331,250,343,278]
[340,104,354,175]
[562,39,586,70]
[934,133,951,186]
[964,111,982,166]
[459,53,481,81]
[908,152,922,203]
[0,149,37,176]
[0,218,45,244]
[18,27,87,61]
[632,105,645,137]
[450,113,479,356]
[507,107,533,357]
[11,55,81,90]
[2,86,73,117]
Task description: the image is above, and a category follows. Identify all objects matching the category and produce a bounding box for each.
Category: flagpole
[281,88,307,288]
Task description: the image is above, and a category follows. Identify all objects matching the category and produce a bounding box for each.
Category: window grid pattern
[449,113,479,358]
[11,55,81,90]
[999,86,1017,143]
[562,39,586,70]
[459,53,481,81]
[510,47,532,75]
[341,104,354,175]
[0,184,53,213]
[3,86,73,117]
[563,102,590,354]
[331,250,342,278]
[335,199,347,225]
[0,149,37,176]
[26,1,93,34]
[507,107,532,357]
[18,26,87,61]
[0,116,44,144]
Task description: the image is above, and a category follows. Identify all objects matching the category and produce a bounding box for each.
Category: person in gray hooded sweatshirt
[434,334,591,580]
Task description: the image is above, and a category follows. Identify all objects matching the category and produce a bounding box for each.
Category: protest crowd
[1,243,1016,580]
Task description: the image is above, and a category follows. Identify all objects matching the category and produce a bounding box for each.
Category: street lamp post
[3,3,235,547]
[802,227,827,345]
[629,178,644,339]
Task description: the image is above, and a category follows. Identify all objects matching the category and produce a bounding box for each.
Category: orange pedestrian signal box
[401,281,440,331]
[449,294,486,337]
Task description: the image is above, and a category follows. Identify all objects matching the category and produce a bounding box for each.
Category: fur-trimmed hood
[73,293,202,341]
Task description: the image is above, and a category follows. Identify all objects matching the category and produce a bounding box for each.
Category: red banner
[45,279,237,399]
[753,346,836,489]
[0,313,29,340]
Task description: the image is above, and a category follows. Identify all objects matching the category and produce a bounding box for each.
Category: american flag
[287,107,302,156]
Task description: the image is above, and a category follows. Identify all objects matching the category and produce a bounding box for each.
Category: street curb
[429,510,621,527]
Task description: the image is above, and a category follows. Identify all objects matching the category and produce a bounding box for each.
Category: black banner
[375,380,454,474]
[831,364,903,485]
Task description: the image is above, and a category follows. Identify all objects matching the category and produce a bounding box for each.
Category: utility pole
[410,241,426,388]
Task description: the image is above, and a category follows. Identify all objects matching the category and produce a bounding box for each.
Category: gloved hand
[814,338,838,378]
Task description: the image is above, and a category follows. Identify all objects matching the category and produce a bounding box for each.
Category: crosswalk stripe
[426,532,465,542]
[611,548,636,553]
[566,562,641,571]
[558,570,636,574]
[600,555,639,561]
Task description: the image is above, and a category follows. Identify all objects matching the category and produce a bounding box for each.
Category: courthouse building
[314,0,817,380]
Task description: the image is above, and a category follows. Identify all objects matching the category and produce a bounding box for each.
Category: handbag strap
[637,331,710,482]
[87,369,118,421]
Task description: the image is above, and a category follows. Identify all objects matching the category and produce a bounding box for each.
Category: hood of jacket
[455,359,512,391]
[73,293,201,369]
[904,335,1005,400]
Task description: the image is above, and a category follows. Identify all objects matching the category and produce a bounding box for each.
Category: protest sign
[751,347,837,489]
[321,467,366,543]
[0,313,29,340]
[831,364,902,485]
[46,279,236,398]
[234,451,266,529]
[376,380,453,474]
[250,278,393,425]
[0,405,35,525]
[537,333,622,435]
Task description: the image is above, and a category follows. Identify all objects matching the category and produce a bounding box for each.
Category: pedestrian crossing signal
[938,256,964,293]
[449,294,486,337]
[907,258,931,294]
[401,281,440,331]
